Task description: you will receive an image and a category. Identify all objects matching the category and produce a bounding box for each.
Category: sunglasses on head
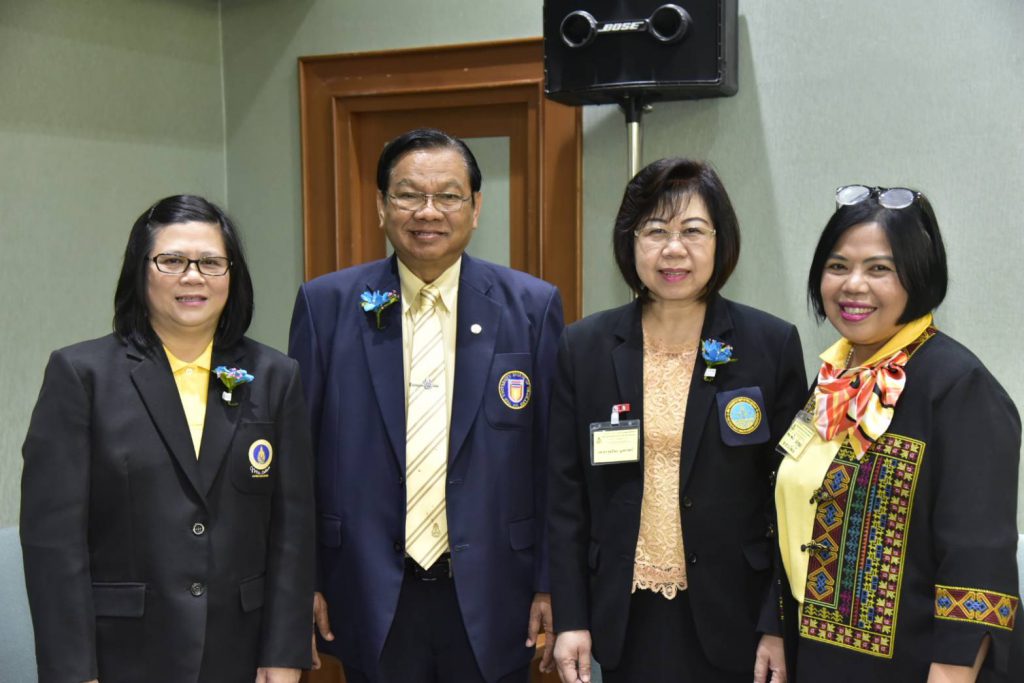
[835,185,921,210]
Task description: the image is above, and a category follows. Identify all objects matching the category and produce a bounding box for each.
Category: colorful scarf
[813,350,909,459]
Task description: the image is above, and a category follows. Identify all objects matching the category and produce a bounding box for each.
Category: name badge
[590,420,641,465]
[776,410,816,461]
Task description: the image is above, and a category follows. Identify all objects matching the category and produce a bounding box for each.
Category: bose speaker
[544,0,738,106]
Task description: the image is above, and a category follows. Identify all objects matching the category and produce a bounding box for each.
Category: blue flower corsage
[700,338,736,382]
[361,288,400,329]
[214,366,254,405]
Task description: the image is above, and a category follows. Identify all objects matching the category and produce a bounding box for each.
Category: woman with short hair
[548,158,806,683]
[775,185,1023,682]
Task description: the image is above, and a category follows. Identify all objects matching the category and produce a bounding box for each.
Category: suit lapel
[679,295,733,492]
[197,343,246,495]
[611,302,645,419]
[129,343,205,503]
[449,256,501,467]
[361,257,407,471]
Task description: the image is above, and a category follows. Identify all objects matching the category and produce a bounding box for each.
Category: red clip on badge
[610,403,631,424]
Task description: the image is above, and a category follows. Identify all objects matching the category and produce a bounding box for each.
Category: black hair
[807,189,947,323]
[113,194,254,352]
[375,128,482,195]
[612,158,741,303]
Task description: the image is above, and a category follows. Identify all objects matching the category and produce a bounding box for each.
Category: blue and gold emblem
[248,439,273,478]
[498,370,532,410]
[724,396,761,435]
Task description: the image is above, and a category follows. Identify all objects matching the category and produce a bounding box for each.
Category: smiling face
[376,147,481,283]
[145,221,230,345]
[633,193,716,306]
[820,221,909,365]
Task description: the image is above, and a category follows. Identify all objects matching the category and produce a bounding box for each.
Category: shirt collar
[164,340,214,373]
[820,313,934,368]
[397,256,462,315]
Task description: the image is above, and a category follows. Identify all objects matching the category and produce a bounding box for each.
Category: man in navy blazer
[289,129,563,683]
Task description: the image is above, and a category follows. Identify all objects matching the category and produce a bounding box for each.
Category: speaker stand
[621,95,652,180]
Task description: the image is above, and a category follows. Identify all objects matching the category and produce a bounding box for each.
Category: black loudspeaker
[544,0,738,106]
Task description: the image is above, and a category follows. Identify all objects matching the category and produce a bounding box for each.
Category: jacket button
[766,522,776,538]
[398,476,404,486]
[393,542,403,553]
[189,582,206,597]
[192,522,206,536]
[687,553,698,565]
[682,496,693,509]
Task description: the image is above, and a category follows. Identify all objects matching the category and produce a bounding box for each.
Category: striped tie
[404,285,449,569]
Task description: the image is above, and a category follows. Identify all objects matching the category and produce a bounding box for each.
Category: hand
[753,634,787,683]
[255,667,301,683]
[553,629,592,683]
[311,591,334,670]
[525,592,556,673]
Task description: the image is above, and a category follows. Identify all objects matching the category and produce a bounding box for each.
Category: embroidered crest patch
[724,396,762,434]
[498,370,532,410]
[248,439,273,478]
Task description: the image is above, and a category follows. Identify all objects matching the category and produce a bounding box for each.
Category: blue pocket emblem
[716,387,770,446]
[248,439,273,478]
[498,370,532,410]
[725,397,761,434]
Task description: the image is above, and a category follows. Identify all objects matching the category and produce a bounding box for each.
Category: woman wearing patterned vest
[774,185,1023,682]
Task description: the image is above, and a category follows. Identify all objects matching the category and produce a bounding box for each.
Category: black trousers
[343,557,530,683]
[601,589,751,683]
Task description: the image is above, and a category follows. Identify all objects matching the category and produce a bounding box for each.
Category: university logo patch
[498,370,532,410]
[248,439,273,477]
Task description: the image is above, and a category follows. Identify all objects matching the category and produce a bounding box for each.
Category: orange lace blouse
[631,336,695,599]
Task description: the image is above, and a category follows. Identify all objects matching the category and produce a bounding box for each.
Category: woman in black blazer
[548,159,806,682]
[20,195,315,683]
[774,186,1022,682]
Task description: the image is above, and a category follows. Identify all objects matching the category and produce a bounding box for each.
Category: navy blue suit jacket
[289,254,563,681]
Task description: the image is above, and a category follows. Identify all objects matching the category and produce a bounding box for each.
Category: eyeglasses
[386,191,472,213]
[633,224,716,251]
[152,253,231,276]
[836,185,921,210]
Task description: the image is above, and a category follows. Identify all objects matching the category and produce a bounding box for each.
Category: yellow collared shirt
[164,341,213,457]
[776,314,934,602]
[398,257,461,426]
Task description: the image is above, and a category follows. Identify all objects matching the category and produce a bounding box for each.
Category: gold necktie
[404,285,449,569]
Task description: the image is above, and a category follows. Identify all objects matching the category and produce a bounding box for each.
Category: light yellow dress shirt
[398,257,460,426]
[775,314,933,602]
[164,341,213,457]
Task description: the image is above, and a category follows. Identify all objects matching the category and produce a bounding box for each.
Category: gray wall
[221,0,1024,525]
[2,0,1022,529]
[0,0,226,526]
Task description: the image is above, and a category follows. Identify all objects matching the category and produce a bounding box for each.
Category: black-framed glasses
[152,253,231,276]
[836,185,921,210]
[386,191,472,213]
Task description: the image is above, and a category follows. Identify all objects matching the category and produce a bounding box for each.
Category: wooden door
[299,37,583,322]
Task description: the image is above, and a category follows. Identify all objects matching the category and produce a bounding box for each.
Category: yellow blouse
[775,314,933,601]
[164,341,213,457]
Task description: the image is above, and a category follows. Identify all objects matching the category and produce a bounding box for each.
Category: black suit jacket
[547,296,807,671]
[20,334,315,683]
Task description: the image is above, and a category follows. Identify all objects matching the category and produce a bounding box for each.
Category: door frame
[298,37,583,321]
